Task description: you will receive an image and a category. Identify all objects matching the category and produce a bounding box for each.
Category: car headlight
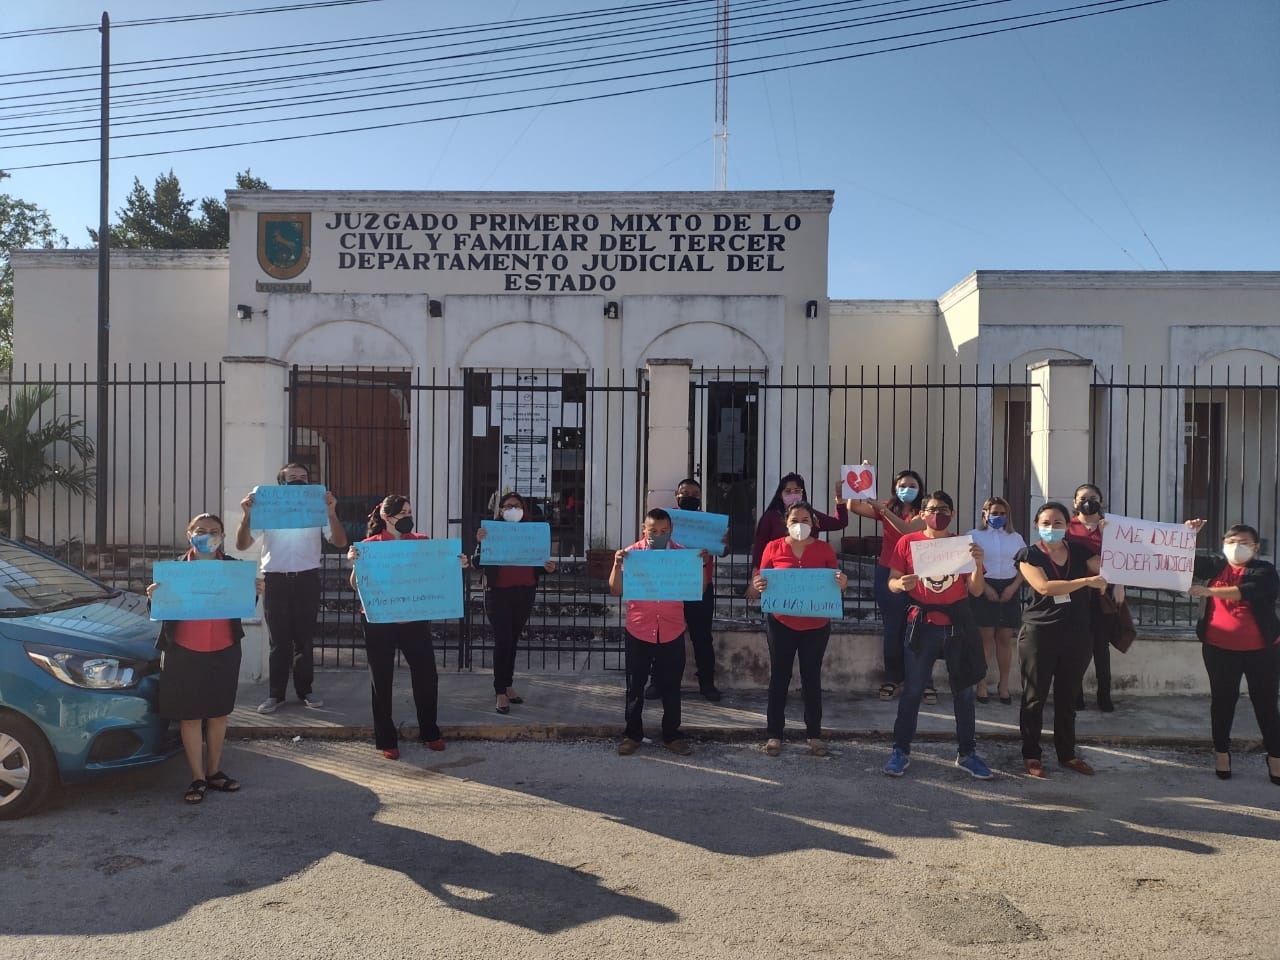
[24,642,144,690]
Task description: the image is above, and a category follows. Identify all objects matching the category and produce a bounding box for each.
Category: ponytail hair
[367,494,409,538]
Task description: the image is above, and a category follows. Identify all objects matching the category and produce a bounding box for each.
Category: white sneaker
[257,697,282,714]
[302,694,324,709]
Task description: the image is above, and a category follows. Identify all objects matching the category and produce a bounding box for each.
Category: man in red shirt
[610,509,693,757]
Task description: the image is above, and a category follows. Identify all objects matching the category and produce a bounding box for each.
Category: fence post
[645,358,692,509]
[1028,358,1094,510]
[222,356,290,682]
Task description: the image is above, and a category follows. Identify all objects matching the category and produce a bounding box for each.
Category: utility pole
[95,11,110,563]
[714,0,728,190]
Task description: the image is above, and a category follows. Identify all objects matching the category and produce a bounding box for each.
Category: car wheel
[0,712,58,821]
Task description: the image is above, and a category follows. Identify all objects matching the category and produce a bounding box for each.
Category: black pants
[486,585,536,694]
[1201,641,1280,757]
[1083,592,1112,701]
[684,583,717,687]
[362,617,440,749]
[765,615,830,739]
[263,569,321,700]
[624,632,685,743]
[1018,620,1091,762]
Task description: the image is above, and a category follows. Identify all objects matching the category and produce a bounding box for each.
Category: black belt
[264,569,320,578]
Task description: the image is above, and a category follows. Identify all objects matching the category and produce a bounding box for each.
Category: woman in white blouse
[967,497,1027,704]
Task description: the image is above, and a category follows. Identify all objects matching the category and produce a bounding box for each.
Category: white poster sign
[841,463,877,500]
[909,535,976,578]
[1099,514,1197,591]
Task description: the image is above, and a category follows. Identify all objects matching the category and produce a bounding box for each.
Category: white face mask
[788,522,812,541]
[501,507,524,522]
[1223,542,1255,565]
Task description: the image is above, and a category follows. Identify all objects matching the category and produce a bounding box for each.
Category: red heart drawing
[847,469,873,493]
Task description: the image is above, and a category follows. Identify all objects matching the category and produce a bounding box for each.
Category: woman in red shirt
[148,512,260,804]
[752,502,848,758]
[1188,522,1280,785]
[474,491,556,714]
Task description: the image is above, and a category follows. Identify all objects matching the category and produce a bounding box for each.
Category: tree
[0,171,67,369]
[0,385,95,541]
[89,169,269,250]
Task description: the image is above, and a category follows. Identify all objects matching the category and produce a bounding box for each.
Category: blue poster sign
[759,568,844,619]
[251,484,329,530]
[149,560,258,621]
[667,509,729,555]
[354,538,464,623]
[622,548,703,601]
[479,521,551,566]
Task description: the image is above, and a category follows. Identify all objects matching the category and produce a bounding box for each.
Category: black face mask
[285,479,308,486]
[393,516,415,534]
[676,496,701,511]
[1077,499,1102,517]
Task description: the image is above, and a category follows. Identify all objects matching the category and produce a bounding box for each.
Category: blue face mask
[1038,527,1066,544]
[896,486,918,504]
[987,515,1007,530]
[646,532,671,550]
[190,533,222,554]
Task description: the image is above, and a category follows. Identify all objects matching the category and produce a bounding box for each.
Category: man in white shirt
[236,462,348,713]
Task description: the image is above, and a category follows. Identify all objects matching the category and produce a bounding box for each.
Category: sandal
[878,682,898,701]
[1023,759,1046,779]
[1060,757,1095,776]
[923,686,938,706]
[205,771,240,792]
[184,779,208,803]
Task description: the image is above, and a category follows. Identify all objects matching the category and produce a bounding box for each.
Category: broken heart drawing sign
[841,464,877,500]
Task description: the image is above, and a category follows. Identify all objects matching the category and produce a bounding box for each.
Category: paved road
[4,738,1278,960]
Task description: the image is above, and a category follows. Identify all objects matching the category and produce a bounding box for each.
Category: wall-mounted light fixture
[805,300,819,319]
[604,301,620,319]
[429,299,443,318]
[236,304,254,321]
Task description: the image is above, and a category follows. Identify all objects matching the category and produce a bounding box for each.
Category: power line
[0,0,1172,172]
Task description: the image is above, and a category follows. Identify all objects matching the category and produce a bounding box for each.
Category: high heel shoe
[1268,755,1280,786]
[1213,750,1231,780]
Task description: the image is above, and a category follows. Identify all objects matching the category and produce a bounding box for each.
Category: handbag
[1096,589,1137,653]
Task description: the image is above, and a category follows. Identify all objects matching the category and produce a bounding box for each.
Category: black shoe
[700,683,723,702]
[644,682,660,700]
[1097,694,1115,713]
[1214,751,1231,780]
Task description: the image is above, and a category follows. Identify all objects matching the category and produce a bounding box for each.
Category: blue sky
[1,0,1276,299]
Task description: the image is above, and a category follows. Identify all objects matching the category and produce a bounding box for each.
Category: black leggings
[1201,641,1280,757]
[486,585,536,694]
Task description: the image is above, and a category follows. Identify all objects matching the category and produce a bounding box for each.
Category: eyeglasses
[921,508,953,516]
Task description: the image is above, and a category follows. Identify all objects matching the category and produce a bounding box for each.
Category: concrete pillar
[645,358,692,511]
[1028,358,1094,512]
[222,355,290,681]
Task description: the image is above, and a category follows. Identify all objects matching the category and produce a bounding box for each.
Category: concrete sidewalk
[227,669,1252,751]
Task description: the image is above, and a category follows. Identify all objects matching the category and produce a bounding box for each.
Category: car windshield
[0,539,115,615]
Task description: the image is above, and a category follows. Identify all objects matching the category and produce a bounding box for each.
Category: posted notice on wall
[909,535,976,578]
[841,463,877,501]
[1099,515,1197,591]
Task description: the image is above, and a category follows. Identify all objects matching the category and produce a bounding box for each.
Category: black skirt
[158,642,241,720]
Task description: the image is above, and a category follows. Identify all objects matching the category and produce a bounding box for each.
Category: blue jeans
[874,564,907,683]
[892,621,977,756]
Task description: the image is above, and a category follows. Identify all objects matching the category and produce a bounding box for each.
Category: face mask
[788,522,812,541]
[501,507,524,522]
[1223,543,1255,565]
[393,516,415,534]
[924,512,952,531]
[1077,499,1101,517]
[896,486,918,504]
[986,515,1007,530]
[285,478,308,486]
[1039,527,1066,544]
[676,496,701,511]
[781,492,803,507]
[190,533,222,554]
[646,532,671,550]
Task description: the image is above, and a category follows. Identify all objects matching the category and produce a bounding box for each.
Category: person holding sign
[747,473,848,598]
[1186,522,1280,785]
[846,467,927,702]
[474,491,556,715]
[348,495,466,759]
[237,463,348,715]
[147,513,261,804]
[752,501,848,757]
[1065,483,1117,712]
[966,496,1027,705]
[884,491,993,780]
[1015,501,1108,778]
[610,509,693,757]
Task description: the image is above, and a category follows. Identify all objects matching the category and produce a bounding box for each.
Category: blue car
[0,537,179,819]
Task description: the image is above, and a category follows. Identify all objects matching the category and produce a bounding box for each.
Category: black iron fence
[6,362,1276,663]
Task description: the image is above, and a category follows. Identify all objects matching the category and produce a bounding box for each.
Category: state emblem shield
[257,213,311,279]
